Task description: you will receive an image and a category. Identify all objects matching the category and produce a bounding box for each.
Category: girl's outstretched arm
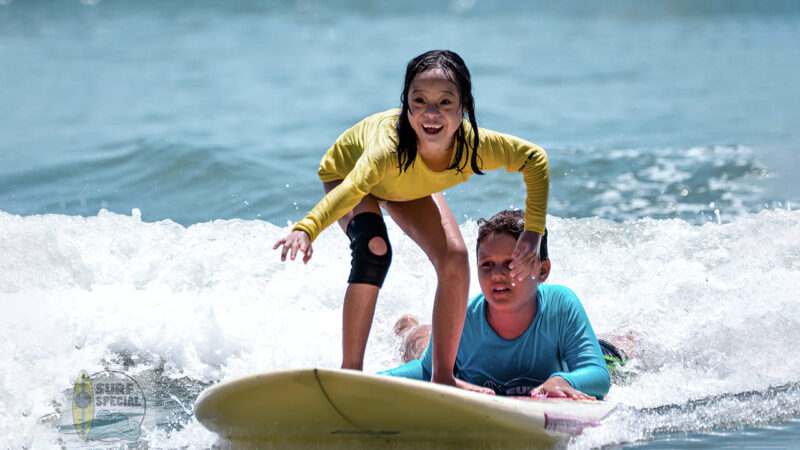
[474,128,549,283]
[273,230,313,264]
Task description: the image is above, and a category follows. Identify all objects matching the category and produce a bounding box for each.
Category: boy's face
[477,232,549,312]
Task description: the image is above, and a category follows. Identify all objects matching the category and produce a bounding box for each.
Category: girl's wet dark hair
[476,210,548,261]
[396,50,483,175]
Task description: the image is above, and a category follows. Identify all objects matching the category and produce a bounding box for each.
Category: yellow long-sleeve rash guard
[292,109,549,242]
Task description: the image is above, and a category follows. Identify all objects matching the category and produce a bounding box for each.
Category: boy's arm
[378,359,429,380]
[380,337,434,381]
[549,289,611,399]
[380,361,494,395]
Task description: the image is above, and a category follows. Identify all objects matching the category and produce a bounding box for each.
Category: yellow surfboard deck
[194,368,616,446]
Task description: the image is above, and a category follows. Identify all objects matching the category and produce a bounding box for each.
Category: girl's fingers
[512,246,541,280]
[509,245,536,267]
[275,231,313,263]
[280,242,290,261]
[509,261,530,280]
[510,241,528,262]
[510,254,535,280]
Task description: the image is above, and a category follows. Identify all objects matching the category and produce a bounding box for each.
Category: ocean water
[1,1,799,448]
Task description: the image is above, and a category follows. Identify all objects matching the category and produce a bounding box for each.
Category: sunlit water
[1,0,799,448]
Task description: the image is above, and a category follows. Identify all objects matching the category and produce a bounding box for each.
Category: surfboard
[194,368,617,446]
[72,369,94,441]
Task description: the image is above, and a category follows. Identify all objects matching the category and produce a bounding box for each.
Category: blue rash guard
[380,284,611,399]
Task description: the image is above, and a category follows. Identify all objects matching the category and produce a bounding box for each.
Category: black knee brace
[345,212,392,287]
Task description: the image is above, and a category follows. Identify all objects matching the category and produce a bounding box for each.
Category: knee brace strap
[345,212,392,288]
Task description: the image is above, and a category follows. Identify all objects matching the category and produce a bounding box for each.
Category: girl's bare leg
[384,193,468,386]
[323,181,385,371]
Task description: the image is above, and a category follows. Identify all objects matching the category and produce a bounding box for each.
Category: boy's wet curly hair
[476,210,548,261]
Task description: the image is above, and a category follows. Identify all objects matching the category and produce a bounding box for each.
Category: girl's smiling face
[407,68,465,155]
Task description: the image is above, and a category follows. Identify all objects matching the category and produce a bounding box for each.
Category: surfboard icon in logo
[73,369,94,441]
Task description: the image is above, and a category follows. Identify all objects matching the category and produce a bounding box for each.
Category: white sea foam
[1,208,799,448]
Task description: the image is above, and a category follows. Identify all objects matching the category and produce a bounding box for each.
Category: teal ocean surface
[1,1,799,448]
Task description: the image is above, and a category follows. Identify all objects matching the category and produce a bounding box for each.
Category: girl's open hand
[273,230,313,264]
[509,230,542,282]
[530,376,595,400]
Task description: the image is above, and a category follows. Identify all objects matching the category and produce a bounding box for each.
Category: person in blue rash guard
[380,210,611,400]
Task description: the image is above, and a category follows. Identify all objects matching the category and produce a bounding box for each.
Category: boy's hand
[530,376,595,400]
[273,230,313,263]
[454,378,496,396]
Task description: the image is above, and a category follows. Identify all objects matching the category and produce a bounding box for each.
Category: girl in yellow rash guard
[273,50,549,388]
